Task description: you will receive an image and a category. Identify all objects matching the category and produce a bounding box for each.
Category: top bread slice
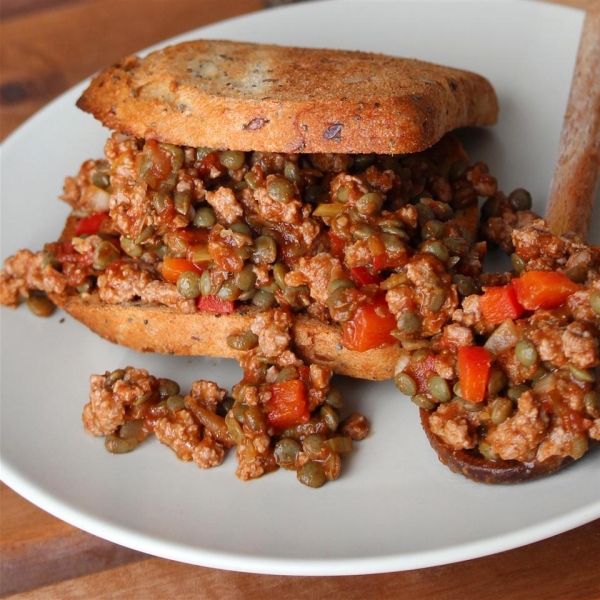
[77,39,498,154]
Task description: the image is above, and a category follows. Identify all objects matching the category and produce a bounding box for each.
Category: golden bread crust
[48,292,403,380]
[77,39,498,154]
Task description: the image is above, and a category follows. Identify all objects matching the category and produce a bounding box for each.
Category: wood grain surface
[1,1,599,599]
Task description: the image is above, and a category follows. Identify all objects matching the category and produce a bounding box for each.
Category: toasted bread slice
[419,408,597,483]
[77,39,498,154]
[49,292,404,380]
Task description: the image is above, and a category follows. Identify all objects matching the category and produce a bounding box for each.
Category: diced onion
[533,373,557,394]
[82,184,111,211]
[394,350,411,375]
[483,318,519,357]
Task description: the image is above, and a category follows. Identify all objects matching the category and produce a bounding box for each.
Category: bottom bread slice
[418,408,600,483]
[50,291,404,380]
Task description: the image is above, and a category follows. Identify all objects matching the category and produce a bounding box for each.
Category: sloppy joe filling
[1,131,598,476]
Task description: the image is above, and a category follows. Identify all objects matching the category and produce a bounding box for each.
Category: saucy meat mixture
[83,308,368,487]
[1,131,598,482]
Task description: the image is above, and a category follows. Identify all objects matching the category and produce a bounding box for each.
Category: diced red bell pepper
[74,211,108,236]
[197,294,235,314]
[264,379,311,429]
[349,266,382,287]
[161,258,203,283]
[512,270,581,310]
[328,232,346,259]
[479,284,525,324]
[341,296,397,352]
[458,346,492,403]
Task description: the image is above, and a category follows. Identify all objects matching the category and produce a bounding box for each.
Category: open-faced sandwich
[1,40,597,486]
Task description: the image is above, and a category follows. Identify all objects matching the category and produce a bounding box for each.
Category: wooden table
[1,0,598,597]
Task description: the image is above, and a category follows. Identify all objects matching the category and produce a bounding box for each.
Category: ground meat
[428,403,476,450]
[82,367,159,436]
[403,254,459,336]
[154,409,202,461]
[250,308,293,358]
[192,436,226,469]
[284,253,344,305]
[83,375,126,436]
[205,187,243,226]
[482,208,538,255]
[562,322,599,368]
[97,261,153,303]
[440,323,473,350]
[536,422,592,463]
[0,250,65,306]
[512,219,568,268]
[242,180,304,224]
[189,380,227,413]
[340,413,370,441]
[97,261,195,312]
[61,159,107,208]
[452,294,495,336]
[487,392,548,462]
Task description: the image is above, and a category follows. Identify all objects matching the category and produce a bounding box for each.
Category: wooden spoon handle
[545,5,600,237]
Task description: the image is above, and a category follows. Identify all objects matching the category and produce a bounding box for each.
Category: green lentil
[219,150,246,170]
[515,340,538,367]
[411,394,437,410]
[427,375,452,403]
[396,312,422,335]
[193,206,217,228]
[120,237,143,258]
[297,461,327,488]
[507,384,530,402]
[158,378,180,399]
[589,290,600,314]
[93,241,120,269]
[26,294,55,317]
[253,235,278,264]
[583,391,600,414]
[325,387,344,409]
[274,438,302,469]
[491,397,513,424]
[267,177,296,203]
[509,188,533,211]
[356,192,383,215]
[177,271,201,299]
[226,331,259,351]
[511,253,526,273]
[394,372,418,397]
[569,365,595,382]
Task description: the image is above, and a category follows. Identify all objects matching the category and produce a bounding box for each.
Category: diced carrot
[341,296,397,352]
[264,380,310,429]
[161,258,203,283]
[197,295,235,314]
[74,211,108,236]
[479,285,525,324]
[458,346,492,403]
[512,271,581,310]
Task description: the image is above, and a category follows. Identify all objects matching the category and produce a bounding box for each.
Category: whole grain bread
[77,39,498,154]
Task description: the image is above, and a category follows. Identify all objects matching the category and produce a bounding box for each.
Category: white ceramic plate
[1,0,599,577]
